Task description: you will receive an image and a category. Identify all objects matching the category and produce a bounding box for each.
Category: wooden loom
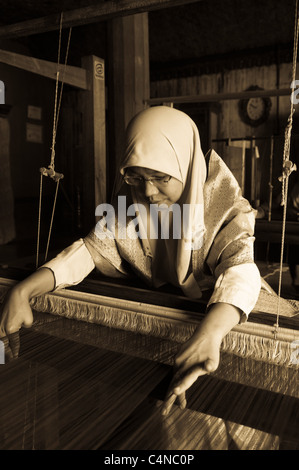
[0,0,299,451]
[0,268,299,450]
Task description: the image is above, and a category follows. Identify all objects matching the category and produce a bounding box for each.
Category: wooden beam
[0,49,88,90]
[0,0,202,38]
[80,55,106,230]
[108,13,150,184]
[147,88,292,105]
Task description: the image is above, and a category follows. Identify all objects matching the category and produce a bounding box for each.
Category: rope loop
[278,160,297,184]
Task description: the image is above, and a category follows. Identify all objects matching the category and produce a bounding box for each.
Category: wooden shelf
[255,219,299,245]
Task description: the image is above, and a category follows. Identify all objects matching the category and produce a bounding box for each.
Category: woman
[0,106,261,415]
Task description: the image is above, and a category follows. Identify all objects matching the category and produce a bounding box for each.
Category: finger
[5,322,21,335]
[7,331,20,358]
[205,358,218,373]
[177,392,187,410]
[161,390,187,415]
[0,324,6,338]
[161,393,177,416]
[22,314,33,329]
[171,364,208,396]
[6,314,33,333]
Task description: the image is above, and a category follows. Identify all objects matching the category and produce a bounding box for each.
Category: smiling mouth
[149,198,169,205]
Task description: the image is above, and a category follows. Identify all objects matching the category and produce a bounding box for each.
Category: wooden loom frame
[0,0,298,358]
[0,275,298,369]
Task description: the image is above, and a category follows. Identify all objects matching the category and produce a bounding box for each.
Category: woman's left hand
[160,302,242,416]
[161,328,221,415]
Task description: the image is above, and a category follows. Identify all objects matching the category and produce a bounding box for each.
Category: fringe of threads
[1,282,298,369]
[28,291,299,369]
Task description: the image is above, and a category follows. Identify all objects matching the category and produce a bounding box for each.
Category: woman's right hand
[0,268,55,362]
[0,286,34,361]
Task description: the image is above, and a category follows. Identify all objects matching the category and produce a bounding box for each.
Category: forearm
[195,302,241,343]
[12,267,55,300]
[9,239,95,307]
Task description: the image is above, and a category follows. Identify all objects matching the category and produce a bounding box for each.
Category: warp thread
[0,281,298,369]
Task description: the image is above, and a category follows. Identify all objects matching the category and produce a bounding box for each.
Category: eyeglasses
[123,175,172,187]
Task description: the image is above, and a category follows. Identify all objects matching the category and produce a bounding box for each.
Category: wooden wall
[151,62,299,211]
[0,39,58,247]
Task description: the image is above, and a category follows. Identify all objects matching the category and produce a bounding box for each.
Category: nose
[144,180,159,198]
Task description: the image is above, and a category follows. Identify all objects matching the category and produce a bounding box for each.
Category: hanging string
[49,13,63,175]
[43,18,72,262]
[275,0,299,333]
[268,136,274,223]
[44,179,61,262]
[49,14,72,175]
[36,172,43,269]
[36,13,72,267]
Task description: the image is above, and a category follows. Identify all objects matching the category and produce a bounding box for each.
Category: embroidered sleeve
[206,210,261,319]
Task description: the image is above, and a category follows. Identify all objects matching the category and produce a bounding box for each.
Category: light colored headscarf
[119,106,207,297]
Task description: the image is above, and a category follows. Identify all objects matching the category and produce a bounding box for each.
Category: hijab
[118,106,207,297]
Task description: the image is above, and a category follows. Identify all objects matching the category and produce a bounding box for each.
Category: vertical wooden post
[0,105,15,244]
[108,13,150,189]
[80,55,106,231]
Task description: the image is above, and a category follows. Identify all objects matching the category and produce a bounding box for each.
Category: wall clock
[238,86,272,127]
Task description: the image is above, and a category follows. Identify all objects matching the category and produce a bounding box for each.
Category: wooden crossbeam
[0,48,88,90]
[0,0,202,38]
[147,88,292,105]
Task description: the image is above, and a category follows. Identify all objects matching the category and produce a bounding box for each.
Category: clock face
[239,87,272,127]
[246,98,266,121]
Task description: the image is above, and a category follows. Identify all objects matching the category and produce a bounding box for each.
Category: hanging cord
[48,15,72,176]
[36,172,43,269]
[36,13,72,267]
[275,0,299,335]
[268,135,274,222]
[44,179,61,263]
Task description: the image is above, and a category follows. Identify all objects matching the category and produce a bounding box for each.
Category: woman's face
[126,166,184,206]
